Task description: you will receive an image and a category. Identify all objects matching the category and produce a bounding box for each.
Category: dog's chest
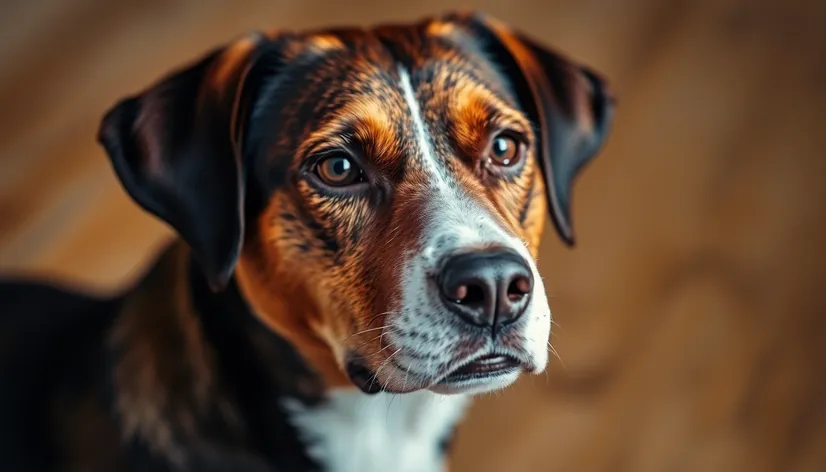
[282,390,470,472]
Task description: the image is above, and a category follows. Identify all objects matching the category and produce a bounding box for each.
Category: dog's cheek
[326,244,390,343]
[289,193,379,342]
[339,193,424,359]
[325,199,373,257]
[520,167,548,258]
[252,195,341,300]
[295,181,376,260]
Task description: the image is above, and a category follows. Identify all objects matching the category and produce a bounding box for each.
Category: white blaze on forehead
[396,65,520,250]
[396,66,488,242]
[397,66,452,194]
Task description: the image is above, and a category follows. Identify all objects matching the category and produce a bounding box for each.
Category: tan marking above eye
[307,34,345,52]
[487,132,523,167]
[315,154,363,187]
[300,97,404,169]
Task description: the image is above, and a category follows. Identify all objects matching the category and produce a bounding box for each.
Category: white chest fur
[282,390,470,472]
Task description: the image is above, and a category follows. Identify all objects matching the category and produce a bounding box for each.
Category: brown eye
[315,154,362,187]
[487,133,522,167]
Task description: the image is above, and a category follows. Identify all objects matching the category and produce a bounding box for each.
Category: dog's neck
[231,247,353,391]
[111,242,469,471]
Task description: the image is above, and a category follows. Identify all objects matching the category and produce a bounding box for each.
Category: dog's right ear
[97,34,274,291]
[441,12,616,246]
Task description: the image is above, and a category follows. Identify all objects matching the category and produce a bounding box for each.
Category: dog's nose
[439,249,533,332]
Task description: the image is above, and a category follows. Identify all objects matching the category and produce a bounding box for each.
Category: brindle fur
[0,11,613,471]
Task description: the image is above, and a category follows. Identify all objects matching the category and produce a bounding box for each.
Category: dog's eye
[487,133,523,167]
[314,155,362,187]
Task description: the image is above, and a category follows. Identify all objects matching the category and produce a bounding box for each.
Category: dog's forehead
[264,24,523,173]
[306,23,514,99]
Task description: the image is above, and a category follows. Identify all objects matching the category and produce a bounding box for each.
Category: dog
[0,11,613,472]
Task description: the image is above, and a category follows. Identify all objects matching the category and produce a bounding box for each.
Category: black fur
[0,244,325,472]
[0,281,118,471]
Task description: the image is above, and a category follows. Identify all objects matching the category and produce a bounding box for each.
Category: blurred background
[2,0,825,470]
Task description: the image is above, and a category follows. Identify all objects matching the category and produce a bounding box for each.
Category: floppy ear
[446,12,616,245]
[97,34,270,291]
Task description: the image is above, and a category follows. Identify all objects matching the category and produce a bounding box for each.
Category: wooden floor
[2,1,826,470]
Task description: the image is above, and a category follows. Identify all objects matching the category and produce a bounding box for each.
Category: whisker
[344,324,390,341]
[401,354,416,394]
[351,326,400,352]
[350,323,404,352]
[387,392,399,421]
[547,341,567,371]
[348,331,383,346]
[351,333,384,352]
[385,225,402,246]
[378,327,396,347]
[364,311,398,328]
[358,342,398,360]
[368,347,402,393]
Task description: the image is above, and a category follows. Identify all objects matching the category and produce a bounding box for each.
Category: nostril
[448,283,487,307]
[506,276,532,302]
[450,284,468,303]
[459,284,485,306]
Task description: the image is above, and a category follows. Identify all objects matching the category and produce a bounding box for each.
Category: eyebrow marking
[299,98,399,161]
[397,66,450,193]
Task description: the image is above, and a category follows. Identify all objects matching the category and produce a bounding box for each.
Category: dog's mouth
[345,352,528,395]
[428,353,525,394]
[439,354,522,384]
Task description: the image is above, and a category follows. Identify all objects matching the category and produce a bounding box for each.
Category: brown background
[2,0,826,471]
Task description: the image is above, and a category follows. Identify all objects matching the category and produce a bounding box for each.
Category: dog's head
[98,12,613,396]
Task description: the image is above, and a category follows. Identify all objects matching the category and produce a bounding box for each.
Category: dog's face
[98,12,613,396]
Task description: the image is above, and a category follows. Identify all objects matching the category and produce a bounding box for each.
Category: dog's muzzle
[345,245,547,396]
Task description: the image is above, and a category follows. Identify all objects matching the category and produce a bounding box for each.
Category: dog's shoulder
[0,279,124,471]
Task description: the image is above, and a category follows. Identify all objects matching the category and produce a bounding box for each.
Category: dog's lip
[438,353,523,385]
[345,349,534,394]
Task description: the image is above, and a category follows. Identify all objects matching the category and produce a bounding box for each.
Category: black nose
[439,249,533,333]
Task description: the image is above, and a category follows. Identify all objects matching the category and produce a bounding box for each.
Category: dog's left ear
[98,34,271,291]
[445,12,616,245]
